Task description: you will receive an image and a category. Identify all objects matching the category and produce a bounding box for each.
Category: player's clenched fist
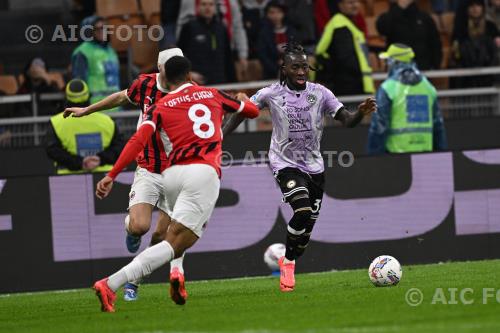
[96,175,114,199]
[358,97,377,116]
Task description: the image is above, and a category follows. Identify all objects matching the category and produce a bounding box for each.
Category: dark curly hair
[279,40,307,85]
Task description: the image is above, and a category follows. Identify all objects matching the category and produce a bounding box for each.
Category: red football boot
[169,268,188,305]
[93,278,116,312]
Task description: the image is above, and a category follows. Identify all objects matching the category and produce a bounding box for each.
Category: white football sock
[170,252,185,274]
[107,241,175,292]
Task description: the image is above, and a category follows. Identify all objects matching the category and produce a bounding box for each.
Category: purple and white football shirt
[251,82,343,174]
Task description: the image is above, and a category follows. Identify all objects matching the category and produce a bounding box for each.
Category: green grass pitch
[1,260,499,333]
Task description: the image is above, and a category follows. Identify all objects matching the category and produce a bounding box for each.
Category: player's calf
[295,218,316,258]
[285,207,312,261]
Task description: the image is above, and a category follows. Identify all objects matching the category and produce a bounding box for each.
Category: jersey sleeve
[249,86,271,109]
[107,103,160,179]
[107,124,154,180]
[216,90,260,118]
[321,85,344,118]
[126,76,143,105]
[217,90,242,113]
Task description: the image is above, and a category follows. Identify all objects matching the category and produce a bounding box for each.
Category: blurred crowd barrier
[1,67,500,148]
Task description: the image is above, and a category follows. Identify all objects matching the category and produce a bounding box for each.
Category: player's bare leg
[94,220,197,312]
[150,209,171,246]
[148,210,189,304]
[152,212,189,304]
[126,203,154,253]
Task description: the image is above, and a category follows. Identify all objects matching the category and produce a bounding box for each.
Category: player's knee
[294,209,313,225]
[127,214,150,236]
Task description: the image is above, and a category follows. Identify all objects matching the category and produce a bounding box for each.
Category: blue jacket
[367,62,448,154]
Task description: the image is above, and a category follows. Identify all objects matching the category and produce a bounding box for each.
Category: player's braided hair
[279,40,307,85]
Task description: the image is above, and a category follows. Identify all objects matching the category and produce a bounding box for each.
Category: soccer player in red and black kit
[91,56,259,312]
[63,48,188,303]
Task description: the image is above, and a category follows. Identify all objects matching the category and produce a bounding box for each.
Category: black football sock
[295,218,316,258]
[285,230,300,261]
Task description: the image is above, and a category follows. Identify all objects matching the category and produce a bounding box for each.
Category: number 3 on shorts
[188,103,215,139]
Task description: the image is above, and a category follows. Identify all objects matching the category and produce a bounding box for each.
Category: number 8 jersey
[141,83,259,177]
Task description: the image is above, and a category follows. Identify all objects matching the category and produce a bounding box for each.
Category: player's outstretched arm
[95,123,154,199]
[222,113,246,136]
[334,97,377,128]
[63,89,129,118]
[222,92,258,136]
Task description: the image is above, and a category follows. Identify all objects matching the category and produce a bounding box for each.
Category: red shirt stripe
[126,73,168,173]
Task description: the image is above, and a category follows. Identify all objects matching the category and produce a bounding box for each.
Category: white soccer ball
[263,243,286,271]
[368,255,402,287]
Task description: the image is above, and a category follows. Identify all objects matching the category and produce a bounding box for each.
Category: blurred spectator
[315,0,375,95]
[71,16,120,107]
[17,58,60,95]
[316,0,368,37]
[487,0,500,28]
[177,0,249,78]
[46,79,124,174]
[314,0,332,35]
[367,44,447,154]
[160,0,181,48]
[17,57,61,117]
[376,0,442,70]
[432,0,451,13]
[178,0,234,84]
[71,0,96,21]
[451,0,498,87]
[257,1,297,78]
[241,0,270,59]
[487,0,500,57]
[283,0,316,52]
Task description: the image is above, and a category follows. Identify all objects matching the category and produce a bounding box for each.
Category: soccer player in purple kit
[223,41,377,292]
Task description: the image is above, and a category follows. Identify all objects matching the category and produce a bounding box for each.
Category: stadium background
[0,0,500,294]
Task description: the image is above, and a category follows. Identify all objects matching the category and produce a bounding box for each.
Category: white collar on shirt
[156,73,169,93]
[168,82,194,95]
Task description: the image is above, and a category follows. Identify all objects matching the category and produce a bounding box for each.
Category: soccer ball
[368,255,402,287]
[263,243,286,271]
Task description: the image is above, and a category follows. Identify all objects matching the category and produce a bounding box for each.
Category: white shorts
[159,164,220,237]
[129,167,168,213]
